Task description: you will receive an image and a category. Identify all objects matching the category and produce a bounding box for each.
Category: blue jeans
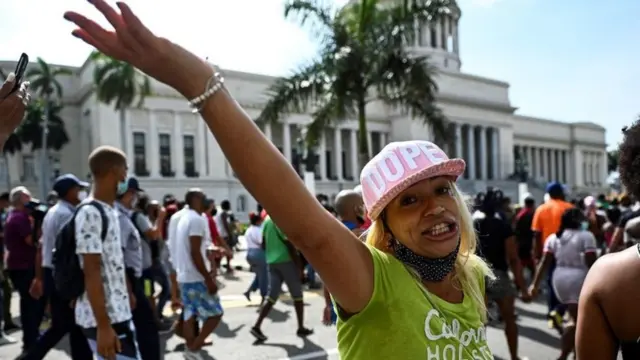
[246,248,268,297]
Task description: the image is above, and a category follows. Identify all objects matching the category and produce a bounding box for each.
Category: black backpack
[53,201,109,301]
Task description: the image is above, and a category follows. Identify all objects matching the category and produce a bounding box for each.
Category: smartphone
[10,53,29,95]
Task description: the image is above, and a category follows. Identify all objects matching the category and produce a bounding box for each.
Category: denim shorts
[179,282,224,321]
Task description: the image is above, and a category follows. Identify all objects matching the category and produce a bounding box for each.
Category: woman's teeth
[429,223,451,236]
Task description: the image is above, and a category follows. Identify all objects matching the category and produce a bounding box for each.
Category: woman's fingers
[91,0,140,51]
[71,29,115,57]
[64,11,116,49]
[0,73,16,99]
[116,2,157,47]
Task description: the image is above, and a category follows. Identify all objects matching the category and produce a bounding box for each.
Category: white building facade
[0,7,607,219]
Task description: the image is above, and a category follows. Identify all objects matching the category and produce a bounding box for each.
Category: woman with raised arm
[63,2,495,358]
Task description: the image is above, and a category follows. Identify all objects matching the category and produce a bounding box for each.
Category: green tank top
[336,246,493,360]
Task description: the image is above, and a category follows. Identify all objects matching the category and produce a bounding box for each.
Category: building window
[22,155,36,181]
[133,132,149,176]
[159,133,174,177]
[183,134,198,177]
[236,195,247,213]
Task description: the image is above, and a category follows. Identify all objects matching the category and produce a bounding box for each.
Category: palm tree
[18,100,70,152]
[257,0,454,169]
[27,57,71,196]
[90,51,151,155]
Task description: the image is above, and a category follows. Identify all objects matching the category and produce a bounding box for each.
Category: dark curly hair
[619,119,640,198]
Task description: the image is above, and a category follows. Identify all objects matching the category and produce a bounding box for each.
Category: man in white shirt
[74,146,138,359]
[175,189,223,355]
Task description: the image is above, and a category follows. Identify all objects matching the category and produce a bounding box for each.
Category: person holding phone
[0,69,30,149]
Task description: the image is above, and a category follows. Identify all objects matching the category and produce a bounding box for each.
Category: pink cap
[360,141,465,220]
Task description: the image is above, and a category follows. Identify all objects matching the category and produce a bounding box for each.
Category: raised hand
[63,0,212,99]
[0,73,30,147]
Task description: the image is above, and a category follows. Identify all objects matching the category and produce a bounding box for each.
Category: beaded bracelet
[189,72,225,113]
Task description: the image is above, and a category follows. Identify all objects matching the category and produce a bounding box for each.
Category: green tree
[17,100,69,152]
[26,57,72,196]
[258,0,454,169]
[90,51,151,155]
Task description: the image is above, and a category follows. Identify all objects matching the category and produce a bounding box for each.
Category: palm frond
[306,94,352,145]
[374,50,448,142]
[92,52,150,110]
[18,100,69,151]
[257,61,331,124]
[2,133,22,154]
[284,0,335,30]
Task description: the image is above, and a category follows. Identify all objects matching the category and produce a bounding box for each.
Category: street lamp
[296,126,318,195]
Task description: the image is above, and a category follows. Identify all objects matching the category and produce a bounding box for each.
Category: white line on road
[277,348,339,360]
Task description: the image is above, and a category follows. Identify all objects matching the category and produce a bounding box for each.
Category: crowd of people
[0,1,639,359]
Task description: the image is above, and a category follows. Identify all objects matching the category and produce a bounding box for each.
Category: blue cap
[545,181,564,194]
[53,174,89,197]
[127,177,144,192]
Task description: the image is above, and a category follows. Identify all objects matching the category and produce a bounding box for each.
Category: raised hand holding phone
[0,53,31,150]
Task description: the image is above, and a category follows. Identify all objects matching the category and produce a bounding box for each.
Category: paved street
[0,255,565,359]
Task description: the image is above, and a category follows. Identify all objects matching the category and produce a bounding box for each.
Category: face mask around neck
[393,240,460,282]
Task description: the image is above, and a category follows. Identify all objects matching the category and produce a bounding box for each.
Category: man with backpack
[22,174,93,360]
[54,146,138,359]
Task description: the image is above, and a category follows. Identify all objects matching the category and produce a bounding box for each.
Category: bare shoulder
[583,247,640,308]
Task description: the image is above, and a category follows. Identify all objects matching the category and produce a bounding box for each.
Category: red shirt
[361,216,372,231]
[206,214,221,246]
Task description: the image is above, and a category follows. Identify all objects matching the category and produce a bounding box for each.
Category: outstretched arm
[63,1,375,314]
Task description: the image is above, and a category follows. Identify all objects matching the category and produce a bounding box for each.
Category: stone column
[124,110,134,164]
[466,125,476,180]
[479,126,487,180]
[550,149,557,181]
[148,110,159,177]
[602,151,608,187]
[491,128,499,180]
[572,147,583,187]
[455,124,462,159]
[526,146,533,179]
[435,18,442,49]
[367,131,373,158]
[443,17,450,50]
[283,121,292,163]
[334,128,343,180]
[319,132,327,180]
[532,147,540,180]
[350,130,358,180]
[173,112,184,178]
[453,18,459,54]
[197,116,207,177]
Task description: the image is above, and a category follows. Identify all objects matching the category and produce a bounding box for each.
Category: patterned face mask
[393,240,460,282]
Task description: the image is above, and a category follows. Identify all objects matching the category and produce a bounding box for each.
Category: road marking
[277,348,339,360]
[162,289,323,317]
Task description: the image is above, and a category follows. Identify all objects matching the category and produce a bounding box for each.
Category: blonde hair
[365,182,495,322]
